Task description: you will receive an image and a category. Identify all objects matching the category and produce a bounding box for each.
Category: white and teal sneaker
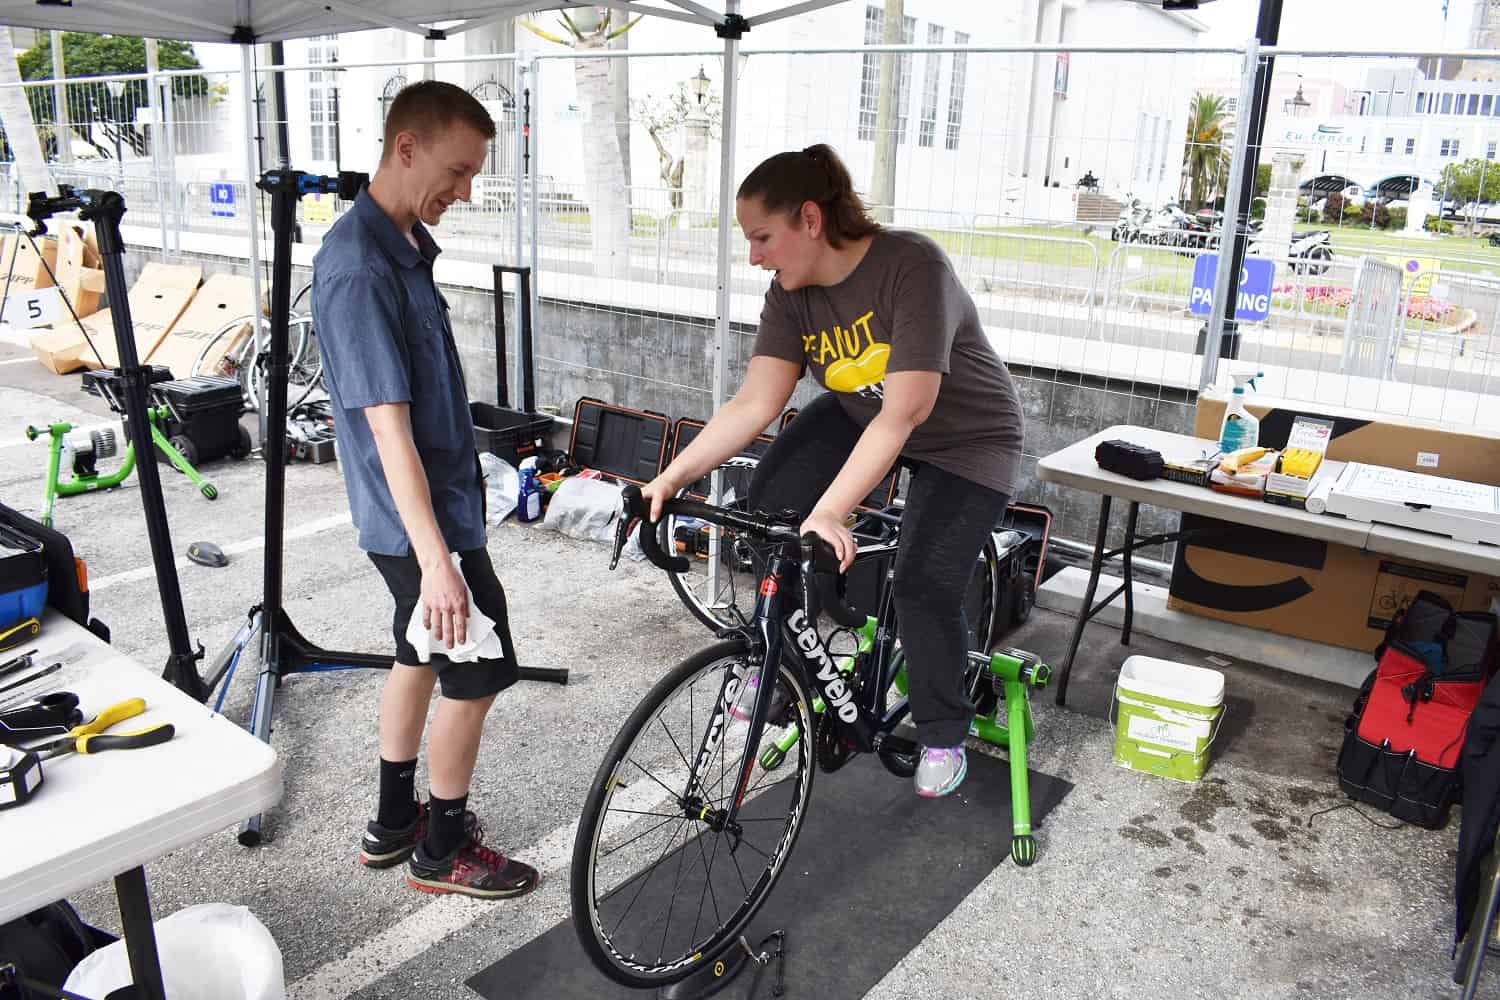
[914,745,968,798]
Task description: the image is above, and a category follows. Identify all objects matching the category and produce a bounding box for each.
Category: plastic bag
[63,903,285,1000]
[540,477,623,544]
[478,452,519,524]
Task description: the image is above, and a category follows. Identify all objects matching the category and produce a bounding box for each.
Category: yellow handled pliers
[32,698,174,760]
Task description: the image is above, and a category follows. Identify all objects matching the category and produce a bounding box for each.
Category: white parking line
[288,777,669,1000]
[90,512,352,591]
[0,355,36,365]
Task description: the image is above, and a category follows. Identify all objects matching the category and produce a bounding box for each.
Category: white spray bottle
[1218,370,1263,454]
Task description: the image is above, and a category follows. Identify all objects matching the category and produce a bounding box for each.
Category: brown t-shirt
[752,229,1024,496]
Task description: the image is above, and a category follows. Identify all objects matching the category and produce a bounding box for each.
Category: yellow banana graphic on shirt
[823,343,890,394]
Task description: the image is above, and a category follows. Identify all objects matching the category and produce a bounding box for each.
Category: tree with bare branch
[522,7,641,278]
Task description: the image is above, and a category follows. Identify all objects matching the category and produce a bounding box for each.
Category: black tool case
[568,398,670,485]
[471,265,552,466]
[670,418,775,501]
[151,375,250,464]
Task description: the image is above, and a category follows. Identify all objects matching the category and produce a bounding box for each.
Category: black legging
[748,393,1012,747]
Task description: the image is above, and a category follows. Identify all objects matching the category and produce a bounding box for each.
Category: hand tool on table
[0,617,40,654]
[0,642,97,712]
[31,698,174,761]
[0,691,83,745]
[0,662,60,699]
[0,648,38,681]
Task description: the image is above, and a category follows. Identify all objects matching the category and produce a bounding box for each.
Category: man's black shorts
[367,547,519,701]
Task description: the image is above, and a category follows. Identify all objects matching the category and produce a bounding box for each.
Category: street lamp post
[691,64,710,107]
[104,78,126,190]
[1283,75,1311,118]
[684,65,712,220]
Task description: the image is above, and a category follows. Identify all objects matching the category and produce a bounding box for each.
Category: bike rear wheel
[571,640,817,988]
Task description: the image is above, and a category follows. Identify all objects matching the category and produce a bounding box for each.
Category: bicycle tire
[662,465,767,631]
[571,640,817,989]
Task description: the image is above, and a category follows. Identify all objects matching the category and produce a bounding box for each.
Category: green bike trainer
[25,410,218,527]
[759,617,1050,867]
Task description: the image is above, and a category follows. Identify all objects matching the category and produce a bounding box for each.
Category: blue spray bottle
[517,457,542,523]
[1218,370,1263,454]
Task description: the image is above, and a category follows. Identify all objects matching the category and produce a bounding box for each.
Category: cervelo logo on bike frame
[788,609,858,723]
[693,659,748,784]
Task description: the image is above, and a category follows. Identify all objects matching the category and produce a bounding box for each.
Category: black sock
[377,757,419,829]
[425,792,470,859]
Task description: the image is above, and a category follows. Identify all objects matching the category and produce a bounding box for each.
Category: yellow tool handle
[76,698,147,737]
[76,723,174,754]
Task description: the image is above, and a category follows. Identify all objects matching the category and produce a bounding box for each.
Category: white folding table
[0,611,282,1000]
[1036,425,1500,705]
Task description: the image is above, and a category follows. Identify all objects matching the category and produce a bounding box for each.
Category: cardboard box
[1176,394,1500,650]
[147,273,256,378]
[81,263,202,369]
[0,234,57,297]
[1167,511,1500,652]
[1194,391,1500,485]
[50,223,105,320]
[29,323,107,375]
[1265,416,1336,508]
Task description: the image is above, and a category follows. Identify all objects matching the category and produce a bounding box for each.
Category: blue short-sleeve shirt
[311,188,484,556]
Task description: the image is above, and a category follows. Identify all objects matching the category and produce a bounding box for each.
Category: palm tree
[523,7,641,279]
[1181,92,1232,211]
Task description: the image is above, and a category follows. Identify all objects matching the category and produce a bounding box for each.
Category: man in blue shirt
[312,81,537,900]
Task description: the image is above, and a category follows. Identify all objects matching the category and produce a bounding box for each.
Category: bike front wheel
[571,640,817,988]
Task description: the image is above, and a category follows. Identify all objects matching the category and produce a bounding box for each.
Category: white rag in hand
[403,552,506,663]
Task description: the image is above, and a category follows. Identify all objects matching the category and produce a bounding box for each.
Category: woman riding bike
[641,143,1024,798]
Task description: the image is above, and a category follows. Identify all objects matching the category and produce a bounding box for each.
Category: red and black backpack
[1336,590,1499,829]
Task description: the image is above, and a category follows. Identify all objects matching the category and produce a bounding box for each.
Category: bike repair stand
[25,188,206,700]
[211,168,568,847]
[658,930,788,1000]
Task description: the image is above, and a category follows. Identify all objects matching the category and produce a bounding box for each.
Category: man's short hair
[382,81,496,158]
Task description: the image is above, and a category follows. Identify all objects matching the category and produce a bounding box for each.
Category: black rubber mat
[467,750,1072,999]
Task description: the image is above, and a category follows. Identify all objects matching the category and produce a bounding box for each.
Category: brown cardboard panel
[83,263,202,369]
[29,323,106,374]
[1168,512,1500,651]
[51,224,104,321]
[1195,391,1500,484]
[0,235,57,296]
[147,273,256,378]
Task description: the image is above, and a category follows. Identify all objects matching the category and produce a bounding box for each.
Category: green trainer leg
[1006,677,1037,867]
[149,414,217,500]
[26,422,67,528]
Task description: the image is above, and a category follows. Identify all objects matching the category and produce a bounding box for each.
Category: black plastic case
[568,397,670,485]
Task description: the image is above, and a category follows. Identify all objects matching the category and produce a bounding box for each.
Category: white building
[177,1,1203,220]
[1255,63,1500,200]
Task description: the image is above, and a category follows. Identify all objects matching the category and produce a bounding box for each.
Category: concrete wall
[121,244,1193,558]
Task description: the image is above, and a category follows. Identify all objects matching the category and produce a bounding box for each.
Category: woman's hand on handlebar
[640,472,684,523]
[801,508,855,573]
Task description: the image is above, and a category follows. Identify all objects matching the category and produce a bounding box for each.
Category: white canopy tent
[0,0,855,416]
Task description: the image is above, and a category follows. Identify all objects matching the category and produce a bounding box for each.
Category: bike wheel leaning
[663,461,768,631]
[571,640,817,989]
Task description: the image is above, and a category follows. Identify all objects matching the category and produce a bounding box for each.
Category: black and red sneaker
[358,802,477,869]
[405,833,540,899]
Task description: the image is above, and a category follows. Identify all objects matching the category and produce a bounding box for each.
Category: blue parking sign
[1187,254,1275,322]
[209,182,236,218]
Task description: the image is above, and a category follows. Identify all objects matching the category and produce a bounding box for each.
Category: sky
[1193,0,1458,66]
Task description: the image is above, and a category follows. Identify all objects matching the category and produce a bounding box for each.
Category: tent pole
[240,44,267,444]
[712,2,741,419]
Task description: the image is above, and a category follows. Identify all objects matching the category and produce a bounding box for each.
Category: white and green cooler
[1112,655,1225,782]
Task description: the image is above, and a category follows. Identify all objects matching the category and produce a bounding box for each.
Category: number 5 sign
[1,286,62,329]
